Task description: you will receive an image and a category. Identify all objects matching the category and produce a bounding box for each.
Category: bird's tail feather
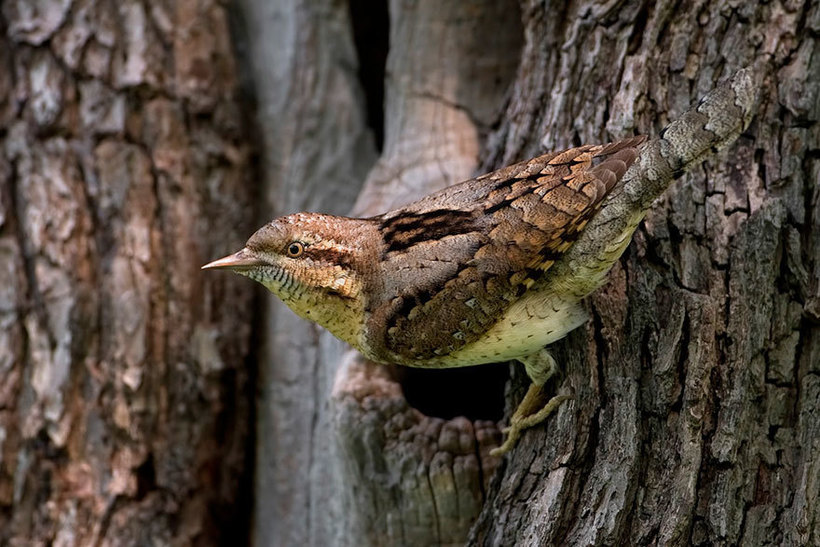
[624,67,758,211]
[553,67,758,292]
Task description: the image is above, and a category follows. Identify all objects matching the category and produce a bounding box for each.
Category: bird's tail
[622,67,758,211]
[556,68,758,292]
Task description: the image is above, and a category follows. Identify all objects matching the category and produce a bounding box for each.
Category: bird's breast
[283,289,367,350]
[418,289,589,367]
[359,285,589,369]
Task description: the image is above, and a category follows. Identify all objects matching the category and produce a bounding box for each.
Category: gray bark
[241,0,522,544]
[0,0,255,544]
[469,1,820,545]
[332,1,522,544]
[236,0,377,545]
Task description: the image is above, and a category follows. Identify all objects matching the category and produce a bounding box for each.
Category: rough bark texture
[468,1,820,545]
[0,1,255,544]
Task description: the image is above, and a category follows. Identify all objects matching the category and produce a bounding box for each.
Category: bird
[203,69,755,455]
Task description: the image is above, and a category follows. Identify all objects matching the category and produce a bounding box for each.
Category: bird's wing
[366,136,646,363]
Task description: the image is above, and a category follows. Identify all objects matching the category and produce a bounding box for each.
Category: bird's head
[203,212,380,345]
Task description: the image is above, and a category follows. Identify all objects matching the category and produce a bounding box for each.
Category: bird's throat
[273,281,367,350]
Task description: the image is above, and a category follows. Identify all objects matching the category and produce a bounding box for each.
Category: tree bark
[0,1,255,544]
[240,0,522,544]
[468,1,820,545]
[331,1,522,545]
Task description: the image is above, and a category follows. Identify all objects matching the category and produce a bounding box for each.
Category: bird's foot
[490,383,571,456]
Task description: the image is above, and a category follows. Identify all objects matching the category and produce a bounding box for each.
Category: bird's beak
[201,248,266,271]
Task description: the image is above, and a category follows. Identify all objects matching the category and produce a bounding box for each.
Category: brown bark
[0,1,255,544]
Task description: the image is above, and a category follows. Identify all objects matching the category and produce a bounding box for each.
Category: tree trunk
[468,1,819,545]
[235,0,378,544]
[0,1,255,544]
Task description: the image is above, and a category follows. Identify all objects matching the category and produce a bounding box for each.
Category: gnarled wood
[0,0,255,544]
[470,1,818,545]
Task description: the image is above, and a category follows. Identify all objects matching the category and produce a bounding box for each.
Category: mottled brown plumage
[366,137,644,366]
[203,69,756,454]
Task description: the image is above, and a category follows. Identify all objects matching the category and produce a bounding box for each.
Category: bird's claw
[490,386,572,457]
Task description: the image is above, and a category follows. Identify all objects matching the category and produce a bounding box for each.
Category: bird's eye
[286,241,305,258]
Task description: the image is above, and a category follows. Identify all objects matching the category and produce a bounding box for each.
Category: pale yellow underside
[423,290,589,367]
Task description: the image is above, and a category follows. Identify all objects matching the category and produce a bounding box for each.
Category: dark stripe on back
[381,209,479,253]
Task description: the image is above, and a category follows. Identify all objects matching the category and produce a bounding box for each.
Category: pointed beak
[201,248,266,271]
